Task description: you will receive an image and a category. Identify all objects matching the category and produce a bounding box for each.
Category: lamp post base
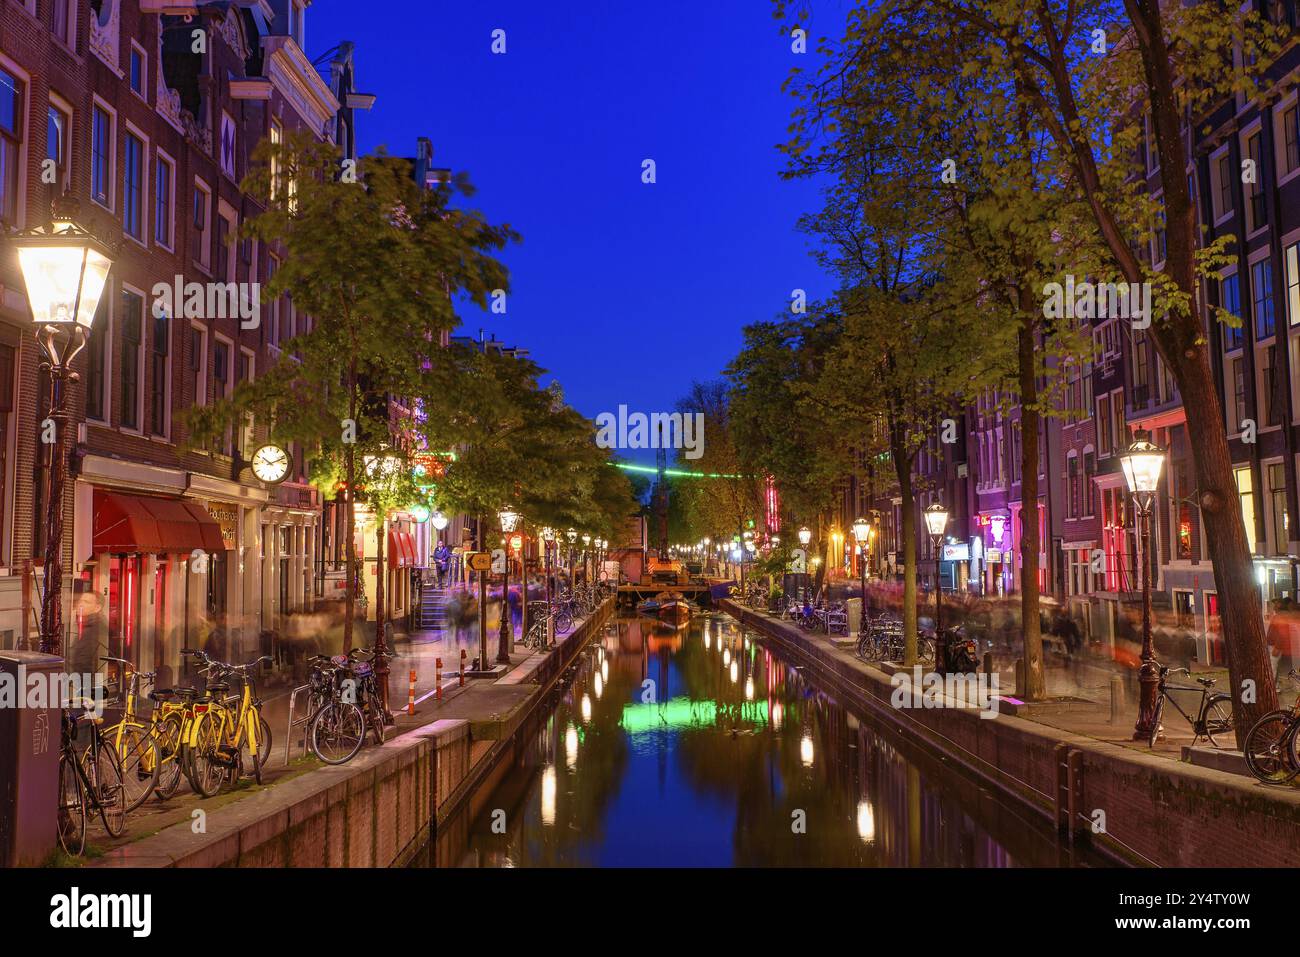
[1132,657,1162,740]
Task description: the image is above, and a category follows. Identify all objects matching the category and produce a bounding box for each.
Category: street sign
[467,552,493,572]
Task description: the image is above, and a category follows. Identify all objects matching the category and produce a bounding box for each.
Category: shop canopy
[387,529,418,569]
[92,490,227,555]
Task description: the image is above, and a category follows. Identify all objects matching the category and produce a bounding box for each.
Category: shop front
[73,489,227,694]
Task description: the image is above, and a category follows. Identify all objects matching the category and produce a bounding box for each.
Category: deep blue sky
[310,1,834,458]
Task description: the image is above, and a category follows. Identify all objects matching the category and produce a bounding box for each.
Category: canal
[420,614,1108,867]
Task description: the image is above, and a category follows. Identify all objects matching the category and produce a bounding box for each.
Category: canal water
[420,614,1107,867]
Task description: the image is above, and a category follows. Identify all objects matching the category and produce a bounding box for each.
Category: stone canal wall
[93,598,615,868]
[722,599,1300,868]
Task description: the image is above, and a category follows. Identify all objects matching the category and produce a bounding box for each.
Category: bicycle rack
[283,683,313,767]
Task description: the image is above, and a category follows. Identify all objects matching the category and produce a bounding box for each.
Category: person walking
[434,540,451,588]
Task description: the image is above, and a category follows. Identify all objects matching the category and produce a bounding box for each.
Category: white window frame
[129,40,149,101]
[193,176,212,270]
[1274,90,1300,189]
[217,199,237,283]
[121,120,149,247]
[239,347,256,455]
[188,321,208,409]
[146,306,173,441]
[1209,143,1233,227]
[154,147,175,250]
[85,289,112,424]
[119,283,148,435]
[47,92,72,194]
[90,95,116,213]
[0,54,31,228]
[211,333,234,455]
[1262,456,1288,556]
[1240,118,1268,239]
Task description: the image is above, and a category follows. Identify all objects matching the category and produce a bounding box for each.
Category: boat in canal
[657,593,691,623]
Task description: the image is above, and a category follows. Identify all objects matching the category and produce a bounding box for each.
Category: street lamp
[542,526,556,614]
[853,517,871,630]
[1121,430,1167,742]
[496,506,521,665]
[582,532,592,583]
[430,510,449,531]
[924,502,949,670]
[12,199,114,655]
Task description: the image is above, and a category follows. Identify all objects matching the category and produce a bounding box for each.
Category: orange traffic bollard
[435,657,443,700]
[459,648,467,687]
[406,669,417,715]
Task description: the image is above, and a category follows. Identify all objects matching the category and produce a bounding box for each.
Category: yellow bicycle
[100,657,186,810]
[184,653,273,796]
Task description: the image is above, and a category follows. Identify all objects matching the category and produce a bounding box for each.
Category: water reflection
[434,615,1103,868]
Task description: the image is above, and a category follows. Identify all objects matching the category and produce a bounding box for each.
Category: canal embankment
[721,599,1300,867]
[89,598,616,868]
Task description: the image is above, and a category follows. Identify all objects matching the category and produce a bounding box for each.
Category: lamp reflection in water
[540,765,557,826]
[723,647,731,667]
[800,735,815,766]
[772,700,783,731]
[600,659,608,682]
[729,660,738,684]
[581,693,592,722]
[565,724,579,770]
[704,632,711,650]
[745,676,755,700]
[856,800,876,844]
[594,672,604,698]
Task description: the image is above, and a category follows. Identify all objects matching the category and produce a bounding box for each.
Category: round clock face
[251,444,290,484]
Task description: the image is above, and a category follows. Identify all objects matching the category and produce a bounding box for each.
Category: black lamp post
[566,527,577,585]
[542,526,556,613]
[1121,431,1167,741]
[11,199,114,656]
[497,506,520,665]
[924,502,949,669]
[853,517,870,632]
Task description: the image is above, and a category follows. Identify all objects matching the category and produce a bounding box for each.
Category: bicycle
[1243,669,1300,783]
[57,697,127,857]
[307,656,367,765]
[100,658,173,810]
[182,651,273,796]
[524,602,552,650]
[1147,665,1235,749]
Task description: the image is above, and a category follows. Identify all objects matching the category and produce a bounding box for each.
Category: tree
[776,0,1288,736]
[186,133,516,663]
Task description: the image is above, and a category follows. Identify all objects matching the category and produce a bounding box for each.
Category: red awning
[387,530,418,569]
[404,531,420,567]
[93,490,227,555]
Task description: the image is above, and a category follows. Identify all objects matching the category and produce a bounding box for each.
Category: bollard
[982,651,993,677]
[1109,674,1124,724]
[435,657,443,700]
[406,669,417,716]
[459,648,467,686]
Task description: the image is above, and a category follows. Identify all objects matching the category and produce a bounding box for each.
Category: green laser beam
[612,462,746,480]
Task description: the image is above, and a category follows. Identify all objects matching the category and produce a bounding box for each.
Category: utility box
[0,651,64,867]
[846,598,863,636]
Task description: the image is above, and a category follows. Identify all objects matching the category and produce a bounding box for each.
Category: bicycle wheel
[555,609,574,635]
[57,751,86,857]
[233,712,271,786]
[153,713,185,800]
[918,638,935,663]
[186,712,227,798]
[115,724,159,812]
[310,701,366,765]
[255,715,273,775]
[1248,710,1300,783]
[1147,699,1164,749]
[89,740,127,838]
[1202,695,1236,748]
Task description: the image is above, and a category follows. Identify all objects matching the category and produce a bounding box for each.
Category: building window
[52,0,71,45]
[1269,462,1288,555]
[1236,465,1258,554]
[189,325,206,408]
[154,154,173,248]
[1084,452,1096,516]
[268,253,281,345]
[0,68,22,225]
[1253,258,1276,341]
[1222,273,1243,350]
[0,344,12,562]
[1283,103,1300,175]
[46,103,69,193]
[129,46,146,97]
[192,180,211,268]
[1213,151,1233,221]
[123,130,144,241]
[1246,130,1267,232]
[1097,393,1112,456]
[1286,242,1300,327]
[1132,335,1150,399]
[1231,356,1247,432]
[120,289,144,430]
[212,340,230,454]
[91,103,112,208]
[219,111,236,180]
[85,294,109,421]
[1262,343,1281,427]
[150,310,168,437]
[1112,392,1126,451]
[1067,456,1079,518]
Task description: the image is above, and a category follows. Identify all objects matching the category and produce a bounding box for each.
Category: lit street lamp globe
[852,517,871,542]
[498,506,521,533]
[797,526,812,546]
[430,510,449,531]
[566,527,577,543]
[923,502,949,541]
[1121,431,1166,511]
[542,526,556,543]
[582,533,591,547]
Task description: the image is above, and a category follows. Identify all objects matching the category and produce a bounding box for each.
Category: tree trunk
[343,359,357,653]
[891,425,919,665]
[1017,316,1046,699]
[375,518,386,647]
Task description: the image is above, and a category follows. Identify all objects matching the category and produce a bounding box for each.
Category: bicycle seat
[148,689,177,702]
[1196,676,1216,687]
[205,682,231,694]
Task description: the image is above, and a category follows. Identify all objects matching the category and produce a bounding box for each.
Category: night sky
[309,0,834,462]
